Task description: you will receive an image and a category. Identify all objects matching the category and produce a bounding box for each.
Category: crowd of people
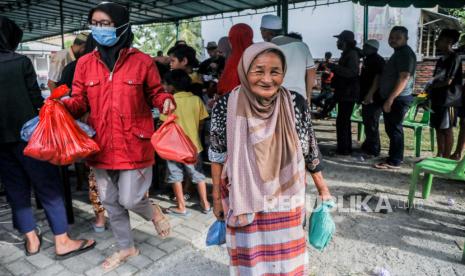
[0,1,464,275]
[312,26,464,170]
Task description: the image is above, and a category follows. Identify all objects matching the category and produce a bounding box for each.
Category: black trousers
[336,101,356,154]
[361,102,383,156]
[383,95,413,166]
[0,142,68,235]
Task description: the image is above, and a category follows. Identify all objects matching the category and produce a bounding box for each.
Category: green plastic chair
[407,156,465,264]
[402,97,435,157]
[350,104,364,142]
[408,156,465,208]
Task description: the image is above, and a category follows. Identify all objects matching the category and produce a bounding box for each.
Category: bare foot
[25,231,40,254]
[102,248,139,272]
[55,234,95,255]
[200,201,211,212]
[152,204,170,238]
[94,212,106,228]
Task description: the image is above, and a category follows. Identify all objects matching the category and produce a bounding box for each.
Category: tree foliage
[132,20,203,57]
[445,8,465,45]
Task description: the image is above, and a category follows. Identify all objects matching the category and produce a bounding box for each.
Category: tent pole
[175,21,180,40]
[277,0,282,17]
[426,28,431,57]
[432,29,437,57]
[363,3,368,43]
[59,0,65,49]
[418,13,424,57]
[282,0,288,35]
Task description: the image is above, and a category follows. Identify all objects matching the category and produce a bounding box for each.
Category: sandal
[24,233,42,256]
[373,162,401,170]
[166,207,191,217]
[102,249,140,273]
[153,204,171,238]
[55,239,96,260]
[92,223,106,233]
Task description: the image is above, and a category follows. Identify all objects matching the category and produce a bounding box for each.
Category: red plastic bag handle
[50,85,70,99]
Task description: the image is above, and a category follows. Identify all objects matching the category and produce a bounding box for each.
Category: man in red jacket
[63,3,174,272]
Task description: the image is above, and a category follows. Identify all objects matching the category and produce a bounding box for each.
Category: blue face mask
[91,23,129,47]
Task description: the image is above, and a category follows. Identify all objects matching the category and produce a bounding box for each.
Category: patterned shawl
[225,42,306,218]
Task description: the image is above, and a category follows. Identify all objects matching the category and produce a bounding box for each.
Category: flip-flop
[102,249,140,273]
[166,207,191,217]
[201,206,212,214]
[55,239,96,260]
[24,233,42,256]
[373,162,400,170]
[92,223,106,233]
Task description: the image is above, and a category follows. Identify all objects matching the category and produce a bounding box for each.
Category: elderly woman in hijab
[209,42,332,275]
[217,23,254,95]
[62,2,174,271]
[0,16,96,259]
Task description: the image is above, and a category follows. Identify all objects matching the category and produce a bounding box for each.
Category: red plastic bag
[151,114,197,165]
[24,85,100,165]
[50,84,70,99]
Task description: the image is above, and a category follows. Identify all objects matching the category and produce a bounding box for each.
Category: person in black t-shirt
[327,30,361,155]
[427,29,463,158]
[428,29,462,158]
[360,39,385,157]
[452,44,465,160]
[198,41,225,80]
[374,26,416,169]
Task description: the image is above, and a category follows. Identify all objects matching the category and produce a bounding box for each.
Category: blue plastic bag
[206,220,226,246]
[21,116,39,142]
[21,116,96,142]
[308,200,336,251]
[76,121,96,138]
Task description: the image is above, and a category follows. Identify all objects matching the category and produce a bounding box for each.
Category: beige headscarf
[225,42,306,218]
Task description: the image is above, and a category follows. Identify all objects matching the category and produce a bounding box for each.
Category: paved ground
[0,186,223,276]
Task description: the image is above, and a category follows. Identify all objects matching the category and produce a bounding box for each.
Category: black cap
[334,30,355,42]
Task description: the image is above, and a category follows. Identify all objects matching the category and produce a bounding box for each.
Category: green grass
[379,123,460,154]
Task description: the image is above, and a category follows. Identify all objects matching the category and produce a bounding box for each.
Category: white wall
[201,2,421,59]
[353,4,420,58]
[201,2,354,59]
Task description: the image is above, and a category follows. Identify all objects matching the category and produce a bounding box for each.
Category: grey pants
[94,167,153,249]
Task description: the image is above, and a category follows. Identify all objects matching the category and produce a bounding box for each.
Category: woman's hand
[383,98,393,113]
[213,198,224,221]
[162,99,175,114]
[311,172,333,201]
[362,94,373,105]
[319,189,333,201]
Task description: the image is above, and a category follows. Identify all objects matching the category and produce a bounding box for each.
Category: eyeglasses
[89,20,113,27]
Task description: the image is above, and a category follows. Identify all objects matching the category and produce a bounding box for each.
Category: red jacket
[63,48,173,170]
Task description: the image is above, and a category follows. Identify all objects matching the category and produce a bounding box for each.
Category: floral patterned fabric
[88,168,105,214]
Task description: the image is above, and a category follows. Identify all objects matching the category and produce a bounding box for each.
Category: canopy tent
[352,0,464,42]
[352,0,465,8]
[422,9,463,30]
[419,9,463,57]
[1,0,464,45]
[1,0,339,43]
